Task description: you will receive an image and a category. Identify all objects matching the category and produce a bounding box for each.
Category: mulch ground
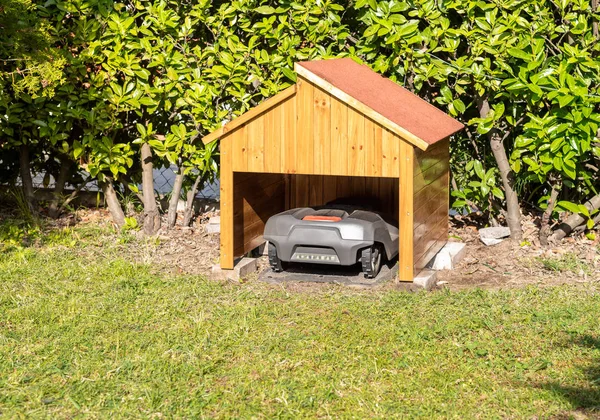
[48,208,600,291]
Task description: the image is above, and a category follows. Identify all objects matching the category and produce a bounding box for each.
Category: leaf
[282,67,296,82]
[255,6,276,14]
[507,48,530,61]
[557,200,581,214]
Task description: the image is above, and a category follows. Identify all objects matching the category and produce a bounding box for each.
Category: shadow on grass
[538,335,600,416]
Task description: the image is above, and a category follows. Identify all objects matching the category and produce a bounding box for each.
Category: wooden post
[398,141,414,281]
[220,140,234,269]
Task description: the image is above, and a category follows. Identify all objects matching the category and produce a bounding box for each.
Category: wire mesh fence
[28,166,220,200]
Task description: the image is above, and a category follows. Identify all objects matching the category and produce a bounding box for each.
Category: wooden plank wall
[227,78,401,178]
[287,175,399,221]
[232,172,287,257]
[412,138,450,274]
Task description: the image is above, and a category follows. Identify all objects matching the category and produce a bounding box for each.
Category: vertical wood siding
[228,77,402,178]
[412,138,450,274]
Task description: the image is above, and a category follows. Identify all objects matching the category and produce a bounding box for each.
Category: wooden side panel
[412,138,450,275]
[365,119,383,177]
[219,140,234,269]
[232,172,287,258]
[296,79,315,174]
[398,141,414,281]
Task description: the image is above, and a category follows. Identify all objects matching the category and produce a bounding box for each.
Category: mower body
[263,205,399,266]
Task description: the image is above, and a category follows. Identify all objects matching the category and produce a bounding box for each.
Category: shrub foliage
[1,0,599,237]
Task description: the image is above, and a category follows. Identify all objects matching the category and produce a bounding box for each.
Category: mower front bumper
[266,226,372,266]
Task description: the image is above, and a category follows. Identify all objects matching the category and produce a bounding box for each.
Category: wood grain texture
[330,96,348,176]
[231,124,248,172]
[219,141,234,269]
[232,172,286,258]
[294,63,430,151]
[282,96,297,173]
[381,129,400,177]
[414,138,449,175]
[264,104,280,173]
[347,109,365,176]
[398,140,414,281]
[313,85,331,175]
[296,78,314,174]
[287,175,398,219]
[246,115,264,172]
[366,119,383,177]
[412,139,449,274]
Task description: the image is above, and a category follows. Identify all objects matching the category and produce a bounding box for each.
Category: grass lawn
[1,221,600,418]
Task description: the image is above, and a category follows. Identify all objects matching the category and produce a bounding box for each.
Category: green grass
[1,222,600,417]
[538,252,594,275]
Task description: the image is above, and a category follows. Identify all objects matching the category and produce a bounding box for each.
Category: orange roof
[296,58,464,147]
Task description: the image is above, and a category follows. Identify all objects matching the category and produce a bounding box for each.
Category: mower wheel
[268,243,287,272]
[361,244,383,279]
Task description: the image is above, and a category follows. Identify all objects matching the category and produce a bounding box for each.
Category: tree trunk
[100,179,125,227]
[183,174,202,227]
[549,193,600,241]
[141,143,161,235]
[167,170,184,228]
[539,183,560,246]
[48,157,71,218]
[19,144,35,210]
[478,98,523,240]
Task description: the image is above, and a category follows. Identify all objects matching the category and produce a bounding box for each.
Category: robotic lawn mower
[263,201,399,278]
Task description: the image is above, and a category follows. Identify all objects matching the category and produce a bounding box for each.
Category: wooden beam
[202,85,297,144]
[219,141,234,269]
[294,64,430,151]
[398,141,414,281]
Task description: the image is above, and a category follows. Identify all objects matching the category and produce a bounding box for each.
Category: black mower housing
[263,206,399,266]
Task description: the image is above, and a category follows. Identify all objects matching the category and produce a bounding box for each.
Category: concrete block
[412,270,438,290]
[205,216,220,234]
[234,257,257,279]
[427,242,466,270]
[430,251,452,270]
[427,242,467,270]
[445,242,467,262]
[211,257,257,281]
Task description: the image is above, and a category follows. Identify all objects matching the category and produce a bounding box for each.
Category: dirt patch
[438,213,600,290]
[20,208,600,291]
[133,210,600,290]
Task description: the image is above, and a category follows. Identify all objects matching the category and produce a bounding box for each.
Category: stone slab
[211,257,257,281]
[412,270,438,290]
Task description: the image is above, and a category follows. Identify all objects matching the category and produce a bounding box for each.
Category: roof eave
[202,85,297,145]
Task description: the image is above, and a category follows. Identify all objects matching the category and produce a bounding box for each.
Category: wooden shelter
[203,58,464,281]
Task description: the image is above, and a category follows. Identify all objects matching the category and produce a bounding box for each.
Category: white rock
[479,226,511,246]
